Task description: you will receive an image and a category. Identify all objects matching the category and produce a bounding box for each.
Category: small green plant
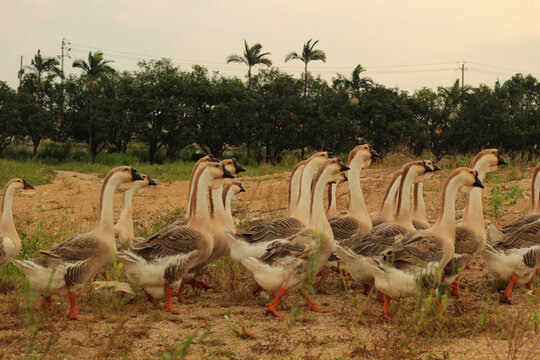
[485,176,525,225]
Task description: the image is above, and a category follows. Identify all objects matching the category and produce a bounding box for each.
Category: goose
[336,168,484,320]
[336,161,433,294]
[442,149,506,296]
[115,174,157,251]
[117,163,235,312]
[411,161,441,230]
[229,158,349,317]
[483,163,540,304]
[325,176,348,219]
[370,169,403,228]
[14,167,144,320]
[223,179,246,230]
[0,179,35,269]
[184,154,219,219]
[328,144,379,242]
[288,160,307,215]
[498,162,540,235]
[226,152,334,261]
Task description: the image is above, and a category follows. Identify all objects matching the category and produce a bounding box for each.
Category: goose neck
[224,190,236,231]
[188,170,213,231]
[309,174,333,252]
[532,169,540,214]
[462,170,487,227]
[288,168,303,215]
[379,175,400,220]
[116,187,136,238]
[412,181,428,224]
[95,174,124,240]
[292,161,319,224]
[0,185,17,237]
[431,177,461,241]
[347,165,370,222]
[393,168,418,230]
[211,184,231,231]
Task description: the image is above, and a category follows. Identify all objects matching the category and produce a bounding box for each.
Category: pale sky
[2,0,540,93]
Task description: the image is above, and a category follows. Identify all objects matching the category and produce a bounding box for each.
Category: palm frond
[226,55,248,65]
[285,52,301,62]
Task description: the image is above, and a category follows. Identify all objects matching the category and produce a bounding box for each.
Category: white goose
[115,174,157,251]
[14,167,144,320]
[0,179,34,269]
[229,158,349,317]
[336,168,483,320]
[117,163,234,312]
[484,161,540,304]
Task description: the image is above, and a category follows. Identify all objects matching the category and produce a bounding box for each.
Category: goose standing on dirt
[328,144,379,242]
[442,149,506,296]
[226,152,334,261]
[115,174,157,250]
[484,162,540,304]
[117,163,234,312]
[230,158,349,317]
[336,168,484,320]
[14,167,144,320]
[0,179,34,269]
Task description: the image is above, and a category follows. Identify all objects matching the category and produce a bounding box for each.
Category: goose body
[14,167,143,319]
[0,179,34,268]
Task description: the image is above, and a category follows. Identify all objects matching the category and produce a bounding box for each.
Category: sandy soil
[0,166,538,359]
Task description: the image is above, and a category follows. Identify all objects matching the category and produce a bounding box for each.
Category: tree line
[1,41,539,164]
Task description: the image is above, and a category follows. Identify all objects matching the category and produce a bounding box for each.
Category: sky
[2,0,540,93]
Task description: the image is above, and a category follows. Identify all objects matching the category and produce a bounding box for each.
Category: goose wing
[496,220,540,250]
[258,232,313,265]
[386,232,445,266]
[500,214,540,235]
[347,223,411,257]
[329,216,360,242]
[40,233,100,262]
[132,225,205,260]
[240,217,304,243]
[454,226,482,255]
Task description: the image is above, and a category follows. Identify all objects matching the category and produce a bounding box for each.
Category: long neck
[115,186,137,238]
[393,169,417,230]
[211,184,231,231]
[188,171,213,231]
[379,175,401,220]
[532,169,540,214]
[309,177,333,243]
[288,167,303,215]
[431,177,461,241]
[95,175,123,238]
[326,183,338,218]
[462,170,486,230]
[224,190,236,230]
[292,162,319,223]
[0,185,18,237]
[186,161,203,216]
[348,164,370,224]
[412,181,428,224]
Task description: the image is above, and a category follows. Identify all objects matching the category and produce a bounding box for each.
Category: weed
[485,176,525,225]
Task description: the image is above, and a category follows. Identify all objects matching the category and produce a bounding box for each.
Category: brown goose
[328,144,379,242]
[0,179,34,269]
[14,167,144,320]
[442,149,506,295]
[117,163,234,312]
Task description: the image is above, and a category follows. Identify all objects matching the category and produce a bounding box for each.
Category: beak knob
[497,154,508,166]
[222,164,235,179]
[232,158,246,173]
[473,171,484,188]
[22,179,34,190]
[148,176,157,186]
[131,168,144,181]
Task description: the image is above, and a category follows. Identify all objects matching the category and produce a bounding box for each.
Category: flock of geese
[0,146,539,321]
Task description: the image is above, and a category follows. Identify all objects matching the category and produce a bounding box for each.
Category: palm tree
[226,40,272,89]
[72,51,114,161]
[285,39,326,99]
[437,79,471,119]
[333,64,373,104]
[22,49,61,102]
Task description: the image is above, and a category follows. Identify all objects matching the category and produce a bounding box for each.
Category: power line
[467,61,540,77]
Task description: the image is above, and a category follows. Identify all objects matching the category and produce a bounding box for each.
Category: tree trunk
[149,140,157,165]
[32,139,40,157]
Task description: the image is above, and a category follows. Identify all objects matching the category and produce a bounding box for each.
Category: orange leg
[176,279,187,302]
[450,280,468,297]
[435,298,444,313]
[42,296,52,311]
[68,292,93,320]
[144,291,157,305]
[186,278,213,290]
[381,293,393,321]
[500,273,519,304]
[265,286,287,318]
[314,265,333,294]
[303,295,333,313]
[163,285,187,313]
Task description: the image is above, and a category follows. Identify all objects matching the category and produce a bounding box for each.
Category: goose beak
[209,154,220,163]
[423,161,433,173]
[22,179,34,190]
[433,162,441,171]
[370,149,380,158]
[343,174,348,182]
[148,176,157,186]
[222,164,235,179]
[327,152,334,158]
[340,163,350,171]
[497,154,507,166]
[239,184,246,193]
[473,171,484,188]
[232,158,246,173]
[131,168,144,181]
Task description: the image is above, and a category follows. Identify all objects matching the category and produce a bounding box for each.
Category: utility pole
[19,55,23,86]
[461,61,465,89]
[60,38,71,77]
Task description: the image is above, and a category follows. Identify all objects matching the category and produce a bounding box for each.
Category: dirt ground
[0,165,539,359]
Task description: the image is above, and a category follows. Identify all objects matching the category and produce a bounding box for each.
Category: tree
[226,40,272,89]
[285,39,326,99]
[333,64,373,104]
[72,51,115,161]
[0,82,20,156]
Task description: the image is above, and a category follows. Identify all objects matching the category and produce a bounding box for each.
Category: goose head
[421,160,441,180]
[302,151,335,177]
[7,178,34,192]
[452,168,484,194]
[106,166,144,184]
[348,144,380,169]
[400,160,432,184]
[204,162,235,189]
[137,174,157,188]
[220,158,246,176]
[317,158,350,185]
[471,149,507,175]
